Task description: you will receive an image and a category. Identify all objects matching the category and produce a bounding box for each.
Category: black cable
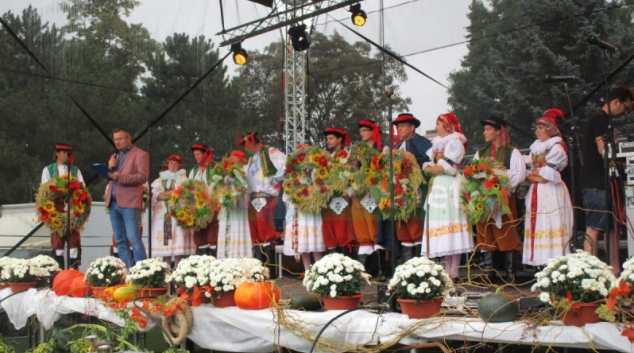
[0,17,114,148]
[132,297,178,353]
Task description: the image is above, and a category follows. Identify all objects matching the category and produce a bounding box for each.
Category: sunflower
[61,174,75,182]
[171,194,178,204]
[316,166,329,179]
[310,153,321,165]
[50,211,60,219]
[175,210,187,221]
[290,172,300,180]
[57,188,68,195]
[475,203,483,211]
[72,189,83,199]
[195,200,206,209]
[379,198,391,211]
[282,180,294,193]
[51,218,63,228]
[75,203,85,213]
[43,201,55,212]
[293,189,305,202]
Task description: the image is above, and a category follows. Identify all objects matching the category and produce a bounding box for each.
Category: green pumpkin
[477,292,518,322]
[289,293,323,311]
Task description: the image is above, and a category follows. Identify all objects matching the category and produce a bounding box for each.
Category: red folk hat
[162,154,184,171]
[190,144,212,164]
[323,127,351,147]
[543,108,565,125]
[392,113,420,128]
[239,132,258,150]
[55,144,74,165]
[358,120,382,150]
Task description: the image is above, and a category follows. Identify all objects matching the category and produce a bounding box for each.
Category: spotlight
[288,24,311,52]
[350,4,367,27]
[231,42,248,66]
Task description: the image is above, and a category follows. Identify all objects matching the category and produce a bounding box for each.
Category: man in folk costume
[473,116,526,283]
[322,128,357,256]
[391,113,432,261]
[189,144,219,256]
[353,120,388,280]
[41,144,85,269]
[242,132,286,264]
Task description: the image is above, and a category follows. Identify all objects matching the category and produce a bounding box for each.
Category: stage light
[231,43,248,66]
[350,4,366,27]
[288,24,311,52]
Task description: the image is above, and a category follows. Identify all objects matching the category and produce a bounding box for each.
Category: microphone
[587,36,618,53]
[543,75,576,83]
[110,152,119,170]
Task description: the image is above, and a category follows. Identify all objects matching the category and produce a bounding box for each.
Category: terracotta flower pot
[0,283,9,290]
[322,294,362,311]
[212,290,236,308]
[137,287,169,298]
[560,303,602,326]
[398,298,444,319]
[184,292,211,306]
[8,282,38,293]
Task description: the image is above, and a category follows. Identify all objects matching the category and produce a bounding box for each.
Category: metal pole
[147,121,152,259]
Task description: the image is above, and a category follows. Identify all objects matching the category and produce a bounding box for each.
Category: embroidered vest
[477,144,516,170]
[255,147,278,177]
[47,163,78,178]
[189,165,212,184]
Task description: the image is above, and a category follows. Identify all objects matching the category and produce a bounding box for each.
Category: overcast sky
[3,0,472,133]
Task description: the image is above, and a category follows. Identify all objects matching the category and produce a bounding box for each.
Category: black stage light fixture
[350,3,366,27]
[288,24,312,52]
[231,42,248,65]
[243,0,274,8]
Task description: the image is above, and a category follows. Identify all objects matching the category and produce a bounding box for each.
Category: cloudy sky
[3,0,472,133]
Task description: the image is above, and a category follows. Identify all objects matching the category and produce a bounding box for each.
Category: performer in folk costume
[392,113,432,261]
[242,132,286,264]
[473,117,526,283]
[150,155,195,268]
[421,114,473,280]
[189,144,219,256]
[283,144,326,274]
[523,114,573,266]
[216,150,253,258]
[41,144,85,269]
[322,127,357,256]
[352,120,388,280]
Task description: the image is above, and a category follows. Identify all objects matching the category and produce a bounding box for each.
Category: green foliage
[0,335,15,353]
[448,0,634,149]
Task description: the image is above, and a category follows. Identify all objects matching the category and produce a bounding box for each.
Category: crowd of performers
[41,86,634,283]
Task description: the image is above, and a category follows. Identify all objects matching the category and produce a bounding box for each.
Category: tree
[235,31,411,149]
[448,0,634,149]
[141,33,239,177]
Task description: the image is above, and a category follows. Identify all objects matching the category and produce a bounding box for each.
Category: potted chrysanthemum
[0,257,14,290]
[171,255,216,305]
[126,258,171,297]
[303,253,371,310]
[85,256,127,296]
[2,256,61,292]
[388,257,453,318]
[206,258,270,307]
[531,251,616,326]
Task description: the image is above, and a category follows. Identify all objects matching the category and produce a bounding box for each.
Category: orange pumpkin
[52,269,83,296]
[69,275,89,297]
[234,282,280,310]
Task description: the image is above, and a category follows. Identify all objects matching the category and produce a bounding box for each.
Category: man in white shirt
[188,144,218,256]
[242,132,286,264]
[40,144,84,269]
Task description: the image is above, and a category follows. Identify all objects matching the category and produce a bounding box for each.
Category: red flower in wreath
[297,153,306,161]
[403,165,413,172]
[78,192,87,201]
[484,176,499,191]
[395,198,403,206]
[315,178,323,185]
[404,158,411,164]
[73,211,81,217]
[302,188,310,196]
[293,179,300,186]
[187,185,195,191]
[318,156,327,166]
[463,166,474,178]
[49,185,58,192]
[320,186,328,193]
[394,182,404,195]
[69,181,81,191]
[370,177,379,185]
[291,159,299,165]
[39,209,50,221]
[477,163,491,174]
[462,193,471,201]
[285,166,294,174]
[337,150,348,158]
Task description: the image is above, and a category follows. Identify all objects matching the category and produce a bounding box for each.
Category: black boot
[402,247,414,263]
[412,244,422,259]
[341,245,354,258]
[357,254,368,266]
[209,247,217,258]
[481,251,495,281]
[196,247,209,256]
[254,245,266,262]
[326,247,338,255]
[503,251,517,283]
[374,250,387,282]
[54,255,65,270]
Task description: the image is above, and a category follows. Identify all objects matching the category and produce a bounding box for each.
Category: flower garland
[84,256,127,287]
[459,158,512,225]
[170,179,216,231]
[35,174,92,235]
[378,150,425,221]
[282,145,334,214]
[343,142,382,198]
[388,257,453,301]
[209,157,248,210]
[303,253,371,298]
[126,258,171,288]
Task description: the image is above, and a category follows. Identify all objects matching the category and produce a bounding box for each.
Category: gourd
[477,291,518,322]
[234,282,280,310]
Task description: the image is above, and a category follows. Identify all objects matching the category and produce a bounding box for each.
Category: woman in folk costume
[217,151,253,258]
[150,155,195,267]
[421,113,473,280]
[523,114,573,266]
[283,144,326,274]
